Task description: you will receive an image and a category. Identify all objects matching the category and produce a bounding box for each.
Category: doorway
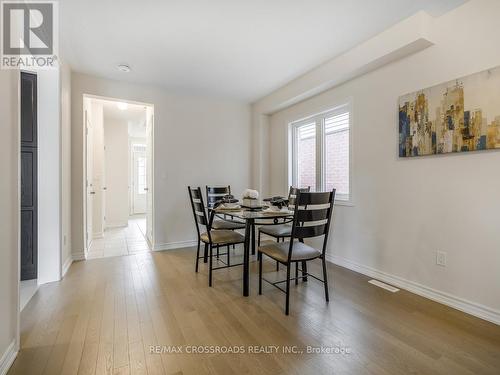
[83,95,154,259]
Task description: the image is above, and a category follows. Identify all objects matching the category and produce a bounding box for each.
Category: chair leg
[301,261,308,282]
[285,263,291,315]
[322,256,329,302]
[295,262,299,285]
[229,229,235,248]
[195,239,201,272]
[216,245,220,259]
[276,237,280,271]
[227,244,230,266]
[251,223,256,255]
[258,231,261,247]
[203,243,208,263]
[258,252,263,295]
[209,244,213,287]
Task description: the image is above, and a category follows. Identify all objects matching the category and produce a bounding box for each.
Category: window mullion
[292,125,297,187]
[316,118,323,192]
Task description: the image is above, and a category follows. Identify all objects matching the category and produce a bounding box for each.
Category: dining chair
[206,186,245,231]
[258,189,335,315]
[258,186,310,271]
[206,185,246,258]
[188,186,245,286]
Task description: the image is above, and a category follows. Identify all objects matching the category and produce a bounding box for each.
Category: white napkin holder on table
[242,189,260,208]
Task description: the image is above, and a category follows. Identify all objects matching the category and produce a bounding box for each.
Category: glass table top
[214,207,293,220]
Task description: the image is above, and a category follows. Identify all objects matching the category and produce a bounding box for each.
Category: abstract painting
[399,66,500,157]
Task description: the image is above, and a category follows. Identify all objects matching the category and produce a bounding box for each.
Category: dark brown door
[21,72,37,281]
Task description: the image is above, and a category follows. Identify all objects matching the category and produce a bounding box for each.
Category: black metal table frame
[212,208,293,297]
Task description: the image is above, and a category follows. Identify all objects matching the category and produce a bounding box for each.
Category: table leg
[251,221,256,255]
[243,219,252,297]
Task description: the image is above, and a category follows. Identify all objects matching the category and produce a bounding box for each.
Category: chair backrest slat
[188,186,209,228]
[297,191,331,206]
[296,207,329,222]
[294,224,328,239]
[190,188,202,199]
[192,200,204,212]
[206,185,231,208]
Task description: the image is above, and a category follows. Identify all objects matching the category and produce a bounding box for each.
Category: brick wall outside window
[297,136,316,190]
[297,131,349,194]
[325,130,349,195]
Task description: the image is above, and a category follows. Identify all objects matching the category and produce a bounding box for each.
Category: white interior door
[145,109,153,244]
[85,109,94,249]
[132,146,147,214]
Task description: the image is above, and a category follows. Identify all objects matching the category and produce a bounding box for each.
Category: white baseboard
[62,256,73,277]
[72,250,86,261]
[106,222,128,229]
[327,254,500,326]
[153,240,198,251]
[0,340,17,375]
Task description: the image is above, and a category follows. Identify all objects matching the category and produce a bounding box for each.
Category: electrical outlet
[436,251,447,267]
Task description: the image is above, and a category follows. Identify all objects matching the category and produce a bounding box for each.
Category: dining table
[212,205,294,297]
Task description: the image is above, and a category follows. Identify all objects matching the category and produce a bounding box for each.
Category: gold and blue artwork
[399,66,500,157]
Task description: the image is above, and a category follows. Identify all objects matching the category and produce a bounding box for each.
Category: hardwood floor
[9,247,500,375]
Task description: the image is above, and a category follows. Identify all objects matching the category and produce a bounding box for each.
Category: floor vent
[368,279,400,293]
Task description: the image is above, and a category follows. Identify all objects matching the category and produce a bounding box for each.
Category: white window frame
[288,101,353,206]
[136,155,147,195]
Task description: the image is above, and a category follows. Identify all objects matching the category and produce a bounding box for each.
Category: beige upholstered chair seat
[201,230,245,245]
[258,241,321,263]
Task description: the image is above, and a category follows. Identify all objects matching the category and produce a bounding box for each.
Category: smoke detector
[117,64,131,72]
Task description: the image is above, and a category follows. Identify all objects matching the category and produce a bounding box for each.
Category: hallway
[87,216,149,259]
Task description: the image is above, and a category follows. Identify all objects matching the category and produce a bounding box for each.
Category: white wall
[91,101,105,236]
[37,69,62,284]
[259,0,500,322]
[71,73,251,253]
[104,117,129,227]
[60,63,72,276]
[0,70,19,368]
[1,65,68,370]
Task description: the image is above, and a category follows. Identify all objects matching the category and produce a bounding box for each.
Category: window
[137,156,147,195]
[132,144,147,195]
[290,104,351,203]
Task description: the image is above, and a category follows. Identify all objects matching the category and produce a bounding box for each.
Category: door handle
[90,191,96,195]
[144,188,149,191]
[103,187,107,190]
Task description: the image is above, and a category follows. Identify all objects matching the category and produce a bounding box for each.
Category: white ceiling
[61,0,466,102]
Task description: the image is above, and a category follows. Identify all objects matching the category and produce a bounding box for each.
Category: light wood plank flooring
[9,247,500,375]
